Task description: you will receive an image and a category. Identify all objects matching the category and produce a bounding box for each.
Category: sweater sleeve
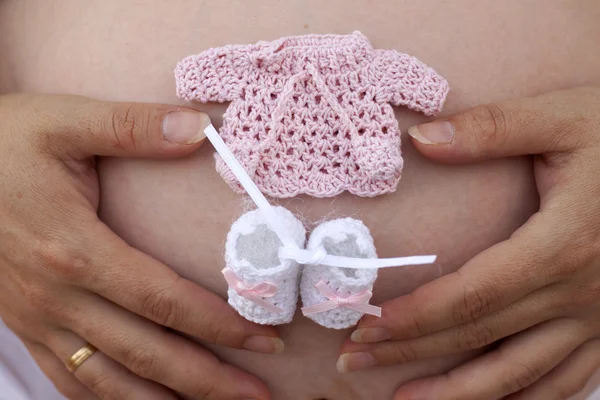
[175,44,252,103]
[372,49,449,116]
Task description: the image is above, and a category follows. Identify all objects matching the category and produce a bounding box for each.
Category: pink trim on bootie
[175,31,449,198]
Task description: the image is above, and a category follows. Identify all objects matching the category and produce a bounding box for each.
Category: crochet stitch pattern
[301,218,379,329]
[175,31,449,198]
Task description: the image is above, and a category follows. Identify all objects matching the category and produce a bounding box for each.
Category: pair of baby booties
[224,206,379,330]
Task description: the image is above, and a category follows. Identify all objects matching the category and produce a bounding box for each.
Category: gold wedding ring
[66,343,97,373]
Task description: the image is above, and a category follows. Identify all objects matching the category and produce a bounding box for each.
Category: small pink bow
[222,268,283,314]
[301,280,382,317]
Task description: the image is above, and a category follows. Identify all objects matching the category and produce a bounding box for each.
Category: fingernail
[243,336,285,354]
[351,327,391,343]
[408,121,454,145]
[337,353,349,373]
[337,352,377,373]
[162,111,210,144]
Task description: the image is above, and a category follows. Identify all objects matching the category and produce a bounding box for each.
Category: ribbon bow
[301,280,382,317]
[222,268,283,314]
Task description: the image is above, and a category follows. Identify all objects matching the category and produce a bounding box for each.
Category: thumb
[406,89,590,164]
[24,94,211,159]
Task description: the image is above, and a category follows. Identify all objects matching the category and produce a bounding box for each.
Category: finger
[407,87,599,162]
[45,329,178,400]
[505,338,600,400]
[340,286,562,370]
[21,340,98,400]
[40,220,282,352]
[353,214,558,341]
[7,93,211,158]
[393,319,592,400]
[59,290,270,400]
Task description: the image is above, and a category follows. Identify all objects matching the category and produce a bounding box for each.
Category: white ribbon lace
[204,124,437,269]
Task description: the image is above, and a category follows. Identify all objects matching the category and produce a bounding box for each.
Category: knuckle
[453,279,498,324]
[16,279,67,320]
[574,278,600,309]
[19,282,47,310]
[504,362,543,393]
[124,344,161,379]
[410,311,427,337]
[440,369,471,400]
[390,341,418,363]
[406,294,429,336]
[86,373,116,398]
[455,320,496,350]
[190,366,221,399]
[201,307,244,345]
[87,374,112,398]
[573,236,600,263]
[106,104,150,152]
[31,239,91,284]
[553,240,598,279]
[462,104,512,147]
[192,382,219,399]
[551,243,600,309]
[206,317,233,345]
[17,280,53,313]
[140,282,185,328]
[400,291,433,337]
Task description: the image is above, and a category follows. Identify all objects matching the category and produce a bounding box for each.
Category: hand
[338,87,600,400]
[0,94,282,400]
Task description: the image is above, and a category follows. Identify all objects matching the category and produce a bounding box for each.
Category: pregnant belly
[3,0,599,398]
[97,139,535,400]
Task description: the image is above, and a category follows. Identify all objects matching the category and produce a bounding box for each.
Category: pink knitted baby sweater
[175,31,449,197]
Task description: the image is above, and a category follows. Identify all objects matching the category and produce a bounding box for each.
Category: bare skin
[1,0,599,399]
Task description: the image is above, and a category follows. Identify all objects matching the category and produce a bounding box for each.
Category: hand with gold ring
[0,94,281,400]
